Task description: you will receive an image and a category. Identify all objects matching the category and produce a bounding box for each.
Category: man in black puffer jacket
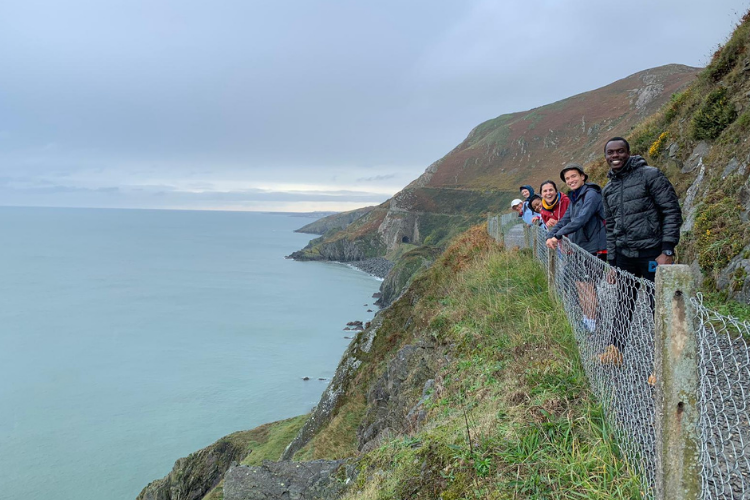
[600,137,682,361]
[602,137,682,279]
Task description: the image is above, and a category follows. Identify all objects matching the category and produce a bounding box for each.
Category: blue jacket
[520,202,538,225]
[548,183,606,255]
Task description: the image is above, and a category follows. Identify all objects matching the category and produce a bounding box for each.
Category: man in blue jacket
[545,164,607,333]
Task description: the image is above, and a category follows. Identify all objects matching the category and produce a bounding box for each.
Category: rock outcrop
[223,461,347,500]
[136,431,251,500]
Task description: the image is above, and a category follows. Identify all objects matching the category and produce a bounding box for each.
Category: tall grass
[341,227,643,499]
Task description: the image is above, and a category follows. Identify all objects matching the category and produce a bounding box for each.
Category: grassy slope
[305,227,642,499]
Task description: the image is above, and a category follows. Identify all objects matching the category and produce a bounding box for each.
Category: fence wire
[694,295,750,500]
[548,225,658,496]
[489,215,750,499]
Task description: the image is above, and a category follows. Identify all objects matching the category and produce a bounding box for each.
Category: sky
[1,1,748,212]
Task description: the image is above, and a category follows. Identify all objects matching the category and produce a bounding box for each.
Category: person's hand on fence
[546,218,558,229]
[545,237,558,249]
[655,253,674,266]
[606,266,617,285]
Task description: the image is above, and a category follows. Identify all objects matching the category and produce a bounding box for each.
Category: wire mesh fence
[694,295,750,500]
[486,215,750,499]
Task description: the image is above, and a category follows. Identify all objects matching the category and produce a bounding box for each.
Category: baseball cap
[510,198,523,208]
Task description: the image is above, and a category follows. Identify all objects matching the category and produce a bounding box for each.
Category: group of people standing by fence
[510,137,683,363]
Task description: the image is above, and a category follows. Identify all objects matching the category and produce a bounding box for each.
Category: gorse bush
[648,131,669,158]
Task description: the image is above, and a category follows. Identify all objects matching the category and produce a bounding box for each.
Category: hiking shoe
[597,345,623,366]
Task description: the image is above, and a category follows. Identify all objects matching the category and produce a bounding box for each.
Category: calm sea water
[0,207,380,500]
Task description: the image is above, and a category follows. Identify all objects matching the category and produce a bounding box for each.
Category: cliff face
[136,431,256,500]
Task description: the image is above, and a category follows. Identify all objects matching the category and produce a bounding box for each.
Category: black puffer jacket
[602,155,682,259]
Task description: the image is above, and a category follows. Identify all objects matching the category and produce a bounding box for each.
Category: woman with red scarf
[537,180,570,229]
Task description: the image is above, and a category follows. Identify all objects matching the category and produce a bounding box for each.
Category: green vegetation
[691,87,737,140]
[306,227,644,499]
[240,415,309,466]
[202,415,308,500]
[680,173,750,291]
[703,291,750,324]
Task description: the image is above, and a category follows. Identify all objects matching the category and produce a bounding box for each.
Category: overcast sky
[0,1,747,212]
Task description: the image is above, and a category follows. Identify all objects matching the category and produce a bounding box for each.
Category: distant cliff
[294,206,376,235]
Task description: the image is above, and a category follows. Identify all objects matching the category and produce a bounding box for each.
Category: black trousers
[610,249,660,350]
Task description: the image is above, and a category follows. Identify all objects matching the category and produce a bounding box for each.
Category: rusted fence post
[654,264,700,500]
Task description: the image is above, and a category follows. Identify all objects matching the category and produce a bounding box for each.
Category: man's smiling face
[605,140,630,170]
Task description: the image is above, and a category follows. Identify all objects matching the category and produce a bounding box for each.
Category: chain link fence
[488,215,750,499]
[694,295,750,499]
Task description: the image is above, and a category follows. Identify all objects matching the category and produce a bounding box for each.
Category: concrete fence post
[654,264,700,500]
[547,247,556,302]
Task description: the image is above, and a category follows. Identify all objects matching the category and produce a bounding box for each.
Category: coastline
[343,257,393,280]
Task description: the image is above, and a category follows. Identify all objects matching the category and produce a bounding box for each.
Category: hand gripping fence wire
[487,217,750,499]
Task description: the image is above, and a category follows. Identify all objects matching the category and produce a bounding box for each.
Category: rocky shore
[346,257,393,279]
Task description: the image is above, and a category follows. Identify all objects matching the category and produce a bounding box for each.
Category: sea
[0,207,381,500]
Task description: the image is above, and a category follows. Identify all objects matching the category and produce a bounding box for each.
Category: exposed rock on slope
[136,431,252,500]
[223,460,347,500]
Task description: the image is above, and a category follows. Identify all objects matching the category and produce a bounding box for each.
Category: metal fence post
[547,245,556,302]
[654,264,700,500]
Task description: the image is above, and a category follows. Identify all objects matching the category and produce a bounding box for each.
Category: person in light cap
[511,196,538,226]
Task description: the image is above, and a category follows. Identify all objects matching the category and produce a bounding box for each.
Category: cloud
[356,174,397,182]
[0,0,747,211]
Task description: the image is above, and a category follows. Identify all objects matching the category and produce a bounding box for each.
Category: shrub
[691,87,737,140]
[629,120,660,157]
[648,131,669,158]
